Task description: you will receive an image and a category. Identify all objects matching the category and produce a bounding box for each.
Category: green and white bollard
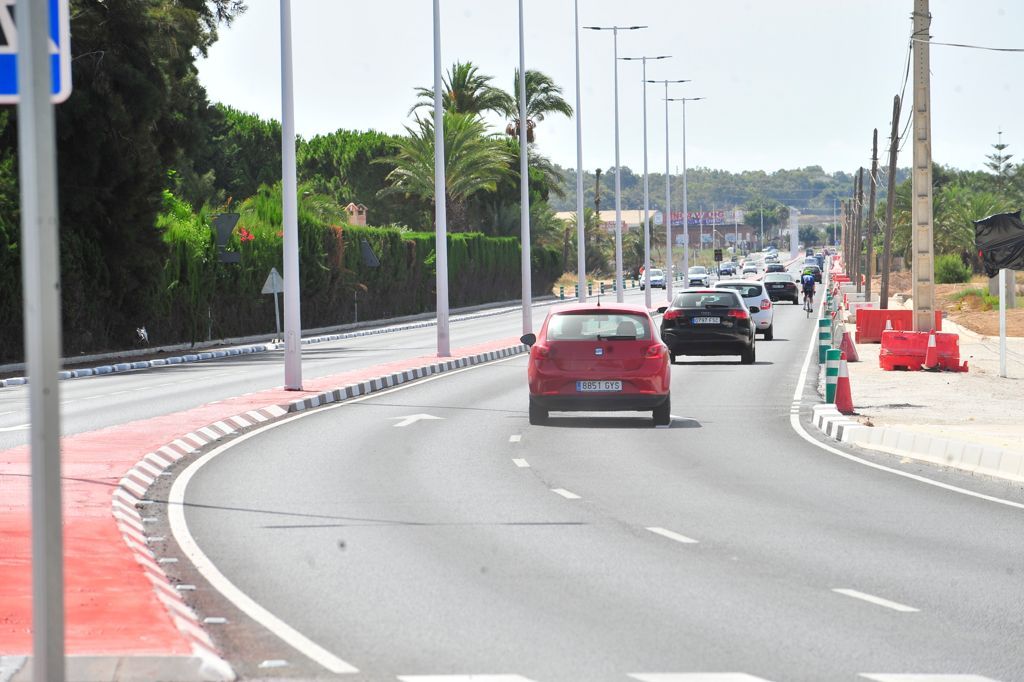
[588,282,593,296]
[825,348,842,403]
[818,317,832,364]
[559,286,565,300]
[600,282,606,295]
[574,284,579,298]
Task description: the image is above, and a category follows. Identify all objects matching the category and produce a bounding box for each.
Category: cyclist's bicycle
[803,289,815,317]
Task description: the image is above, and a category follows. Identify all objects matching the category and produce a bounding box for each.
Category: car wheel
[653,394,671,426]
[740,345,756,364]
[528,399,548,425]
[763,324,774,341]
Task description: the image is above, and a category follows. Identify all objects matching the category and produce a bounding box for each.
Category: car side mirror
[656,306,668,314]
[520,333,536,347]
[749,306,760,313]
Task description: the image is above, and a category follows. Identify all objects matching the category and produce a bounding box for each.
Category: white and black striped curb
[0,291,594,388]
[286,344,529,412]
[810,404,1024,484]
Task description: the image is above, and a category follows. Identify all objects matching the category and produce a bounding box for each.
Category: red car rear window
[546,312,651,341]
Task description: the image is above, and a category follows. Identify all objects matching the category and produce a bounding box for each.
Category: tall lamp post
[647,79,689,301]
[432,0,450,356]
[573,0,586,301]
[665,96,703,285]
[584,25,647,302]
[517,0,531,334]
[621,54,670,309]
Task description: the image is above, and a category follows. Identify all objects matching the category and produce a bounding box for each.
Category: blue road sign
[0,0,72,103]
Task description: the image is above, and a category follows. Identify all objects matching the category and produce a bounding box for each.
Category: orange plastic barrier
[856,309,942,344]
[879,329,967,372]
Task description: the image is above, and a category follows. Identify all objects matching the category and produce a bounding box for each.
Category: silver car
[714,280,775,340]
[687,266,710,287]
[640,268,667,290]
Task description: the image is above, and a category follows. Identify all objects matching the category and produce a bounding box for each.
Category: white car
[687,266,710,287]
[714,280,775,340]
[640,268,667,290]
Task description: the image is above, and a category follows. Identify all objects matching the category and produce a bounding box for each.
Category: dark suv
[658,289,756,365]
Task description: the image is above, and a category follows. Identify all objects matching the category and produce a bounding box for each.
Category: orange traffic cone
[923,331,939,370]
[840,329,860,362]
[835,357,854,414]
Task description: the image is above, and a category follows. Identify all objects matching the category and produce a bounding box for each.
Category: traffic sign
[0,0,72,103]
[261,267,284,295]
[714,248,723,262]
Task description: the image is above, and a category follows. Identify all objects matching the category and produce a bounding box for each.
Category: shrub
[935,254,971,284]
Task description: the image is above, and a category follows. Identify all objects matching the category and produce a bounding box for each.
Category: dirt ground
[875,271,1024,337]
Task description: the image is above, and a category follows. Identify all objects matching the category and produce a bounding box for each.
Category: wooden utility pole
[911,0,936,330]
[854,168,864,293]
[866,130,879,302]
[880,95,901,309]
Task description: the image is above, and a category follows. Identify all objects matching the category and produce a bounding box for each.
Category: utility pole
[854,167,864,294]
[880,95,901,310]
[911,0,936,331]
[866,129,879,302]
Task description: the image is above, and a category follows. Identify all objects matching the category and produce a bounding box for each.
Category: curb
[110,342,529,678]
[810,405,1024,484]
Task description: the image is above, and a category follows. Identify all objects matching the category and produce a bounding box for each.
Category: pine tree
[984,130,1014,193]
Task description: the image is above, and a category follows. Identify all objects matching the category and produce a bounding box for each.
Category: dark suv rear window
[546,312,651,341]
[672,292,742,308]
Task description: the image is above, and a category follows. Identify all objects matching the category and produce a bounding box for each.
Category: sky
[196,1,1024,176]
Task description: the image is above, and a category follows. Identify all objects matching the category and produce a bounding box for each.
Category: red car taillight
[760,299,772,310]
[646,344,666,358]
[663,309,683,321]
[728,309,750,320]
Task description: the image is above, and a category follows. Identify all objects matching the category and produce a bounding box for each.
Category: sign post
[261,267,284,337]
[12,1,72,680]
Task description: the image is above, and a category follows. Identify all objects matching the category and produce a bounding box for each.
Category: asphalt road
[0,288,660,450]
[172,284,1024,681]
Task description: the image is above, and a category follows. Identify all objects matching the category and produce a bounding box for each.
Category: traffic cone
[835,357,854,414]
[922,331,939,370]
[840,329,860,362]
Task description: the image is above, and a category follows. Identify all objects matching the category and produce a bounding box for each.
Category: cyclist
[800,268,816,310]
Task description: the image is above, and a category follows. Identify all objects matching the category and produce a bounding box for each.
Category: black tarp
[973,210,1024,278]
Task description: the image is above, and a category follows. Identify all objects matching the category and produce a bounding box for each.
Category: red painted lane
[0,337,521,655]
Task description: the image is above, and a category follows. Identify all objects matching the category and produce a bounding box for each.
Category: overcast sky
[197,1,1023,175]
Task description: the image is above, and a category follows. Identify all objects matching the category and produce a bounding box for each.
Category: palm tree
[378,112,513,231]
[504,69,574,143]
[412,61,513,117]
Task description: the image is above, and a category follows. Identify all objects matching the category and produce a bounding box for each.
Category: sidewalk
[815,288,1024,483]
[0,337,525,680]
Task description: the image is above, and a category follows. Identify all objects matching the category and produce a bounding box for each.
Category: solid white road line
[551,488,580,500]
[864,671,999,675]
[626,671,770,675]
[832,588,919,613]
[645,527,699,544]
[512,458,530,468]
[397,671,540,675]
[508,434,521,443]
[0,423,28,432]
[789,285,1024,512]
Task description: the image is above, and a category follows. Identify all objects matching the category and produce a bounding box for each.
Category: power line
[912,37,1024,53]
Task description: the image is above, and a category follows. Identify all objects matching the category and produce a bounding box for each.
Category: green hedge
[935,254,971,284]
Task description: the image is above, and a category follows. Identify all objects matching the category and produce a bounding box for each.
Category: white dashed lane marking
[509,434,521,443]
[645,527,699,544]
[512,458,530,468]
[832,588,919,613]
[551,488,580,500]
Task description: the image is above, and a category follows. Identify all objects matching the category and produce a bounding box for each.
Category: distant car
[763,272,800,304]
[687,266,710,287]
[815,254,825,270]
[715,280,775,339]
[521,304,671,426]
[766,262,786,273]
[741,264,759,276]
[718,262,737,277]
[803,264,823,283]
[659,288,756,364]
[764,254,779,264]
[640,268,666,290]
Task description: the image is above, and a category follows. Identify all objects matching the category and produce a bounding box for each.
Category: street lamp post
[584,25,647,302]
[517,0,531,334]
[622,54,670,309]
[648,80,689,301]
[573,0,585,302]
[432,0,450,356]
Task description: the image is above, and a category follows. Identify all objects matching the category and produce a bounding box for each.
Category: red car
[520,303,672,426]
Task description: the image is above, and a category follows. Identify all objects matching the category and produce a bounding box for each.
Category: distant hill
[550,164,911,217]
